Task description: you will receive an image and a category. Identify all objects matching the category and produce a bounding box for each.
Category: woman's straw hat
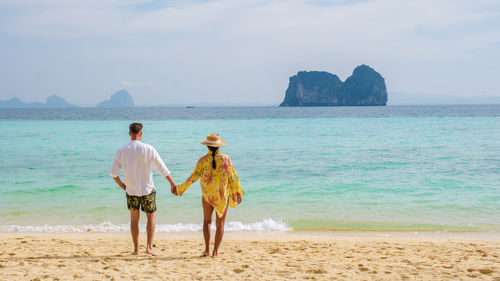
[201,134,226,147]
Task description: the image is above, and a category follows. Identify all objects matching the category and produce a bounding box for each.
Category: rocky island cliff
[96,90,134,108]
[280,65,387,106]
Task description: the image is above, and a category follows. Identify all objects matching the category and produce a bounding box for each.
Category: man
[110,122,177,256]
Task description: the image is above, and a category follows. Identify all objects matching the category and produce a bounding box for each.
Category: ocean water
[0,105,499,233]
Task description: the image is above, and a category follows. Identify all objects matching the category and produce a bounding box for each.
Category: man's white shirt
[110,140,170,196]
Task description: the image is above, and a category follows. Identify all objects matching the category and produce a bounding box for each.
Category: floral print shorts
[126,189,157,214]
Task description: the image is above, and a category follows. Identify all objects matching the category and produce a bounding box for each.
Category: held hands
[171,184,179,196]
[166,174,179,196]
[236,193,242,204]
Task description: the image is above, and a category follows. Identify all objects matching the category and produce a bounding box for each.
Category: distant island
[280,65,388,106]
[0,90,135,108]
[0,95,77,108]
[96,90,134,108]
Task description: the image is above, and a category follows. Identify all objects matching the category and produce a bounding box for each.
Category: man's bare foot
[131,251,138,256]
[146,248,158,256]
[211,251,218,258]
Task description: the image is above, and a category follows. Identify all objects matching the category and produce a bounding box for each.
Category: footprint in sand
[234,269,245,273]
[478,268,493,275]
[269,248,280,254]
[305,269,327,274]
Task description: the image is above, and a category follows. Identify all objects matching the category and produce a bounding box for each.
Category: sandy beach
[0,232,498,280]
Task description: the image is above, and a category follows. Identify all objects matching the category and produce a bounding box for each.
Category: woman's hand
[236,193,242,204]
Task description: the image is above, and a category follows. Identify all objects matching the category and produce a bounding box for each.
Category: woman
[176,134,244,257]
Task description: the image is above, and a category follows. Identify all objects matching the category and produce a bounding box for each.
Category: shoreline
[1,229,500,239]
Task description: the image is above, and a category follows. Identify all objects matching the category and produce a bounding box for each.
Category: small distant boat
[186,106,195,109]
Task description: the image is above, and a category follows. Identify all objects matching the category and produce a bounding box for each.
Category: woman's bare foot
[211,251,218,258]
[146,248,158,256]
[131,251,138,256]
[200,251,211,257]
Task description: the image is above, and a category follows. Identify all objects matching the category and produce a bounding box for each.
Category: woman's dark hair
[208,146,218,169]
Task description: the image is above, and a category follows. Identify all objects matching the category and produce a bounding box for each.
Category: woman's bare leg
[202,198,214,256]
[212,204,228,257]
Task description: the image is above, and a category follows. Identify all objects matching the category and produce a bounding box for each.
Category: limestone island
[0,95,77,108]
[96,90,134,108]
[280,65,388,106]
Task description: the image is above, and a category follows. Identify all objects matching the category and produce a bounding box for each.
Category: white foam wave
[0,218,291,233]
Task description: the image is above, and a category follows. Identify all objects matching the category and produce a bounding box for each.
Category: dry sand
[0,232,498,280]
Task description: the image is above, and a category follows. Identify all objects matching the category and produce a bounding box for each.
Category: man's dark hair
[129,123,143,135]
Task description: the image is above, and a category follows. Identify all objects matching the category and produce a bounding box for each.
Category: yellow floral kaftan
[177,151,244,217]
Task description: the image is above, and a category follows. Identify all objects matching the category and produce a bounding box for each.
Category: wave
[0,218,291,233]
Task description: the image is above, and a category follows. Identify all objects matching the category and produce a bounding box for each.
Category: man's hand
[113,176,126,191]
[165,174,177,196]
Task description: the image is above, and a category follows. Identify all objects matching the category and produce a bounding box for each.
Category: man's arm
[165,174,177,195]
[110,152,125,191]
[151,147,177,195]
[113,176,126,191]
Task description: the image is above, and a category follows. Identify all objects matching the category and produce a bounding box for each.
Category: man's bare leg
[145,212,157,256]
[202,198,214,257]
[130,209,140,255]
[212,205,228,258]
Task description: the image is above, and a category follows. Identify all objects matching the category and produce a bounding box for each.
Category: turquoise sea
[0,106,499,233]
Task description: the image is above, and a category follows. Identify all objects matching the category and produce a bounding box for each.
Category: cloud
[121,81,154,88]
[121,81,138,87]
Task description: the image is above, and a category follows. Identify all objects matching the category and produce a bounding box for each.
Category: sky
[1,0,500,106]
